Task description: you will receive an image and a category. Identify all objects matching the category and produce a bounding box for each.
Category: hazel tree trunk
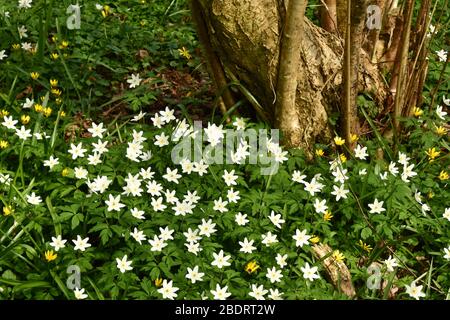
[194,0,388,151]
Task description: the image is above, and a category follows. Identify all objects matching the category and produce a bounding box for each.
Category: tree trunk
[195,0,388,151]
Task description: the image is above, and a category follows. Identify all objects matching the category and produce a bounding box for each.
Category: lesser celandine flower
[30,72,39,80]
[435,125,447,136]
[50,79,58,87]
[413,107,423,117]
[425,147,440,161]
[339,153,347,163]
[334,136,345,146]
[3,205,13,216]
[310,235,320,244]
[358,240,372,253]
[12,43,20,50]
[59,40,69,49]
[332,250,345,263]
[154,278,163,287]
[50,52,59,60]
[439,171,449,181]
[20,114,30,124]
[0,140,8,149]
[315,149,324,157]
[351,134,359,142]
[43,107,52,117]
[44,250,57,262]
[34,103,43,113]
[245,261,260,274]
[323,210,333,221]
[178,47,191,60]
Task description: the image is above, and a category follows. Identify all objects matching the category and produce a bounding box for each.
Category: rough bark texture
[196,0,388,150]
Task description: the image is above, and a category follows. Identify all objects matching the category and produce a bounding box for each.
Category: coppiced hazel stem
[189,0,235,120]
[274,0,307,147]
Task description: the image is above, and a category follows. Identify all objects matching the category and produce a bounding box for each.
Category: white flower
[184,190,200,204]
[72,235,91,252]
[18,0,33,9]
[131,111,146,122]
[157,280,179,300]
[443,208,450,222]
[332,167,348,184]
[15,126,32,140]
[0,50,7,61]
[421,203,430,215]
[443,96,450,106]
[130,208,145,220]
[303,178,324,196]
[266,267,283,283]
[151,197,167,212]
[354,144,368,160]
[232,117,246,130]
[87,153,102,166]
[22,98,34,109]
[383,255,399,272]
[49,235,67,251]
[444,246,450,260]
[398,152,410,166]
[293,229,311,247]
[204,123,224,146]
[127,73,142,88]
[405,281,426,300]
[92,140,108,154]
[401,163,417,183]
[183,228,201,243]
[130,228,146,244]
[160,107,176,123]
[185,241,202,255]
[154,132,169,147]
[193,160,208,176]
[88,122,107,138]
[18,25,27,38]
[388,162,399,176]
[26,192,42,205]
[235,212,249,226]
[313,198,328,214]
[261,231,278,246]
[359,168,367,176]
[74,287,88,300]
[436,49,448,62]
[148,235,167,252]
[116,255,133,273]
[146,180,163,196]
[162,167,181,184]
[213,197,228,213]
[151,113,164,128]
[211,250,231,269]
[159,226,174,241]
[74,167,88,180]
[331,184,349,201]
[43,155,59,170]
[239,237,257,254]
[301,262,320,281]
[249,284,268,300]
[368,198,386,214]
[222,169,238,186]
[268,211,285,229]
[68,142,87,160]
[276,254,288,269]
[105,194,125,212]
[95,3,103,10]
[268,288,283,300]
[436,105,447,120]
[211,284,231,300]
[198,219,217,237]
[21,42,32,51]
[292,170,306,183]
[185,266,204,284]
[226,188,240,203]
[2,116,18,129]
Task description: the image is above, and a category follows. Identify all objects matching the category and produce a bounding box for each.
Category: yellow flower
[51,35,58,43]
[245,261,260,274]
[310,235,320,244]
[351,134,359,142]
[44,250,57,262]
[334,136,345,146]
[0,109,9,117]
[59,41,69,49]
[323,210,333,221]
[435,126,447,136]
[50,79,58,87]
[439,171,449,181]
[413,107,423,117]
[12,43,20,50]
[178,47,192,60]
[40,96,46,102]
[154,278,163,287]
[43,107,52,117]
[339,153,347,163]
[0,140,9,149]
[21,114,30,125]
[3,205,13,216]
[34,103,44,113]
[59,110,66,117]
[425,147,440,161]
[55,98,63,105]
[427,191,434,199]
[30,72,40,80]
[51,88,62,96]
[140,20,146,27]
[101,6,111,18]
[61,168,69,177]
[332,250,345,263]
[358,240,372,253]
[30,47,37,55]
[50,52,59,60]
[315,149,324,157]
